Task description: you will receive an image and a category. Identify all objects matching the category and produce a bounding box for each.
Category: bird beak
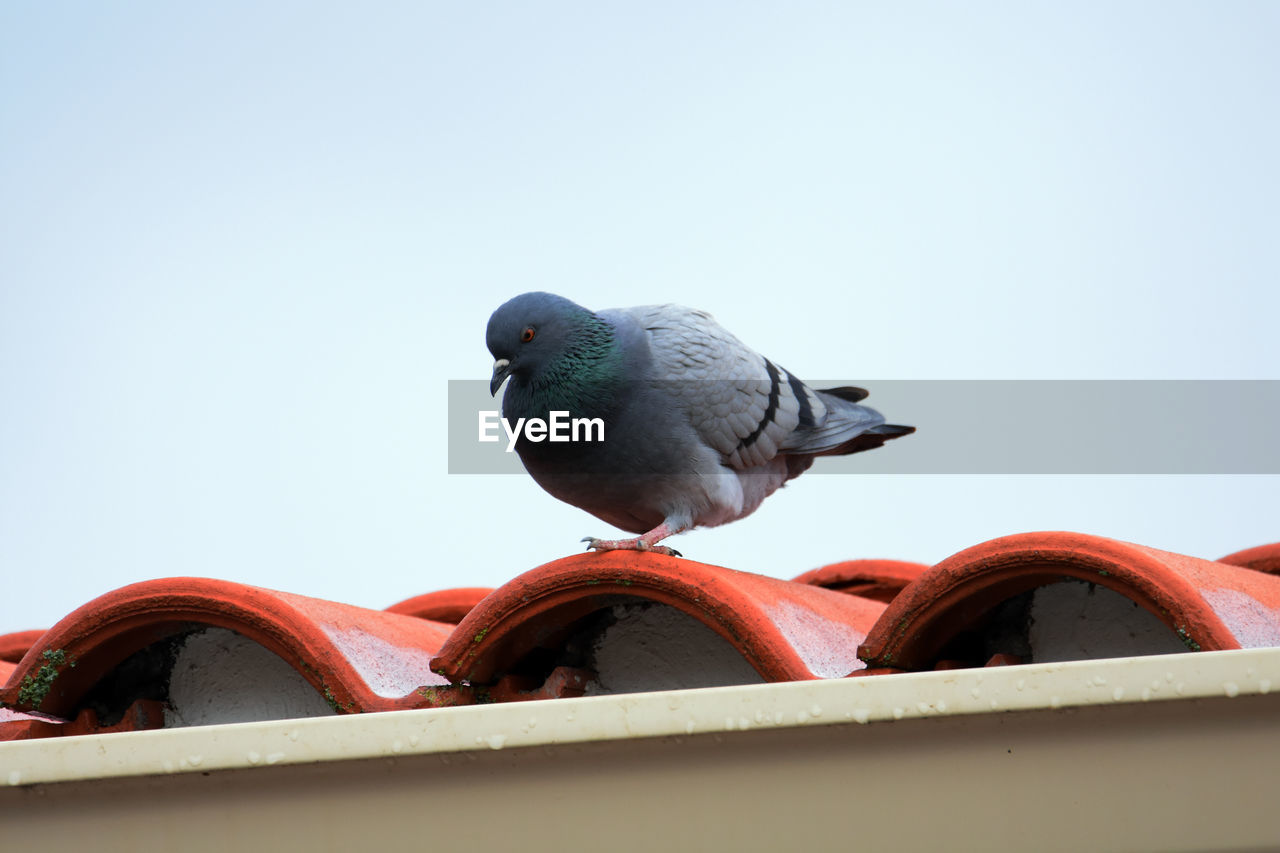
[490,358,511,396]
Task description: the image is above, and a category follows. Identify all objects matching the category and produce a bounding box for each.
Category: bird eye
[521,326,535,343]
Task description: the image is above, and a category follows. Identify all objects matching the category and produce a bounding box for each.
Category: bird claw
[581,536,681,558]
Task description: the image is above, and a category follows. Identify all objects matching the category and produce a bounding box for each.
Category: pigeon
[486,292,914,556]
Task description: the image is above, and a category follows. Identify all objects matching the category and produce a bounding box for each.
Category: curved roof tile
[431,552,886,689]
[0,577,463,725]
[385,587,494,623]
[791,559,929,603]
[0,629,45,664]
[859,531,1280,670]
[1219,543,1280,576]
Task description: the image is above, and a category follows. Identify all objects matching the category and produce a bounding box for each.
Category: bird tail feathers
[779,385,915,457]
[813,422,915,457]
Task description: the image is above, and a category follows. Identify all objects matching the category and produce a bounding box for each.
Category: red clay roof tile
[385,587,494,623]
[791,559,929,603]
[0,708,56,742]
[1219,543,1280,576]
[858,531,1280,670]
[4,531,1279,738]
[0,699,166,742]
[430,551,887,691]
[0,577,465,735]
[0,629,45,665]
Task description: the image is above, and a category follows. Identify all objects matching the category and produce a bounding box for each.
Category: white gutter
[3,648,1279,851]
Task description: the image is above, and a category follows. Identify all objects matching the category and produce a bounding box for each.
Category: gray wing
[610,304,886,470]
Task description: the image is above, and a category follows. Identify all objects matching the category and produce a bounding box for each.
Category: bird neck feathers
[525,313,623,415]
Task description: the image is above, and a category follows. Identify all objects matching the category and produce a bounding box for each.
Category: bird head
[485,292,597,396]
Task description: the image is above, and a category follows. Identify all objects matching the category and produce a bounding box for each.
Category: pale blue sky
[2,3,1277,631]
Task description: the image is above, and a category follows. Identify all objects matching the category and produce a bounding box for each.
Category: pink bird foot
[581,536,683,558]
[581,520,685,557]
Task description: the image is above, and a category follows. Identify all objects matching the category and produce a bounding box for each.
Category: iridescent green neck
[529,312,622,414]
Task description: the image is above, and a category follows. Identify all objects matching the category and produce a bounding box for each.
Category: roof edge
[3,646,1278,788]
